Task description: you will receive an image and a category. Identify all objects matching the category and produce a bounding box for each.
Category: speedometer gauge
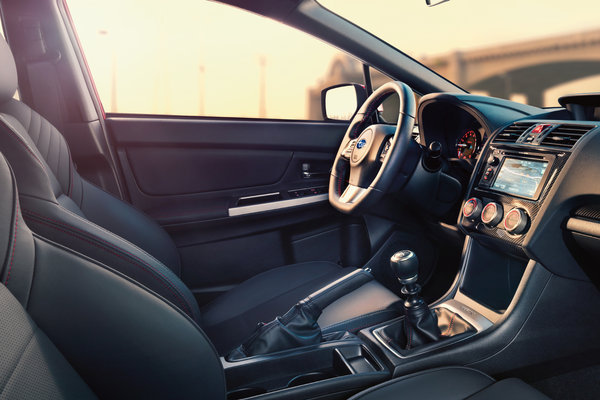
[456,130,479,159]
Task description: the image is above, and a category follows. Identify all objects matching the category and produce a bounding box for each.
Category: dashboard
[416,92,600,288]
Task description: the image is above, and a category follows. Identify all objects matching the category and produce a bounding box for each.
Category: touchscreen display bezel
[489,155,554,200]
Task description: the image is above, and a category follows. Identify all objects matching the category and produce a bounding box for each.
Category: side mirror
[321,83,367,121]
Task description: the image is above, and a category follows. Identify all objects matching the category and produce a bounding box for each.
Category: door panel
[125,147,293,195]
[107,116,365,305]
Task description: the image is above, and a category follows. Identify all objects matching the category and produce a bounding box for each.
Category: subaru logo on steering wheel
[356,139,367,149]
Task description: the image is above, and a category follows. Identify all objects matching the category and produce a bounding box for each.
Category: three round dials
[456,129,479,159]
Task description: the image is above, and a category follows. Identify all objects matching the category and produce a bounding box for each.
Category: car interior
[0,0,598,399]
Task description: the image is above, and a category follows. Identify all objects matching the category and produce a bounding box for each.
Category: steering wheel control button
[342,139,357,159]
[350,129,373,165]
[481,202,503,227]
[504,208,529,234]
[462,198,483,220]
[379,139,392,162]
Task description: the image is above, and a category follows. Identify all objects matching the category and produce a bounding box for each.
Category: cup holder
[227,387,267,400]
[287,371,335,388]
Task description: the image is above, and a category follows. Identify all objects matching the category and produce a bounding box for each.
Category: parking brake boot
[227,268,373,360]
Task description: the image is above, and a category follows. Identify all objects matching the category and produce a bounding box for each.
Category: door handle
[302,163,329,179]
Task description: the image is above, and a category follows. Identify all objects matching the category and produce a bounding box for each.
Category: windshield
[319,0,600,107]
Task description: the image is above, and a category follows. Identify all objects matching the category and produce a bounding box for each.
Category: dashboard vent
[494,122,534,143]
[540,124,595,149]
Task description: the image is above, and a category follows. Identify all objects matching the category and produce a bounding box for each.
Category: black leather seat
[0,153,224,399]
[349,366,550,400]
[0,37,400,354]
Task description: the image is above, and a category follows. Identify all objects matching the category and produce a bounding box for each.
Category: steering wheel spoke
[339,184,367,204]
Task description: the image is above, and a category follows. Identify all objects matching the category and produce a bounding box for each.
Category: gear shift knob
[390,250,418,285]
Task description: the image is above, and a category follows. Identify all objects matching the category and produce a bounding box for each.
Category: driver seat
[0,37,400,354]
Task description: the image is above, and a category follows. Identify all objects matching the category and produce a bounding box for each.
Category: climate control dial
[504,208,529,234]
[481,202,503,227]
[462,198,483,220]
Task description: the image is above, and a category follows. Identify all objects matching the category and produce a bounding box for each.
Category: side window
[66,0,364,120]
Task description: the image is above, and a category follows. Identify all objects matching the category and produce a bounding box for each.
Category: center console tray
[223,341,389,400]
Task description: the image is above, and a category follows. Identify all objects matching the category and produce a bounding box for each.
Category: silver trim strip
[436,299,494,332]
[238,192,280,201]
[228,194,328,217]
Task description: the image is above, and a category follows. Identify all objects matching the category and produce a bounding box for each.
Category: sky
[67,0,344,118]
[67,0,600,116]
[320,0,600,58]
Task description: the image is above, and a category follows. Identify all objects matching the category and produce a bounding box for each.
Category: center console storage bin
[223,342,389,400]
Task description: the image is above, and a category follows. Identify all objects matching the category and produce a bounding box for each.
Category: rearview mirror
[321,83,367,121]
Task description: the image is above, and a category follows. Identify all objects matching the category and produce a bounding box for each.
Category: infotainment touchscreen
[491,158,548,198]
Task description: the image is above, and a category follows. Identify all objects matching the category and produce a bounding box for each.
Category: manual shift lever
[390,250,419,284]
[390,250,441,349]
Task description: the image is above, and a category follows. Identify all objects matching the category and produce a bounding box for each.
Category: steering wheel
[328,81,416,214]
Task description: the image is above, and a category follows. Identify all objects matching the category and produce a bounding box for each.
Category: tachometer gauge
[456,130,479,159]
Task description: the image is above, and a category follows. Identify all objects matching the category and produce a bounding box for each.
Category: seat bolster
[20,195,201,323]
[26,237,225,400]
[348,366,495,400]
[0,156,35,307]
[0,284,95,399]
[79,179,182,273]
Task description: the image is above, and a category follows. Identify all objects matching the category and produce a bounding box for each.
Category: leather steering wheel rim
[328,81,416,214]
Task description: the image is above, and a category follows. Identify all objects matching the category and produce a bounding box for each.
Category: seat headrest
[0,37,18,103]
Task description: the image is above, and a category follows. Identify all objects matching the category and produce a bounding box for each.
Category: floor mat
[530,364,600,400]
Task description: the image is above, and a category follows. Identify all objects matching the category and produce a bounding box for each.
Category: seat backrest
[0,37,201,323]
[0,153,225,399]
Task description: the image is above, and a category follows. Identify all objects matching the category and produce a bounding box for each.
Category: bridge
[308,28,600,118]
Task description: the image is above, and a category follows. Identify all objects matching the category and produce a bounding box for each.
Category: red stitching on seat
[4,204,19,285]
[23,211,194,317]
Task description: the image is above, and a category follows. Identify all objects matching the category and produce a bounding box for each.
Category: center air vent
[540,124,595,149]
[494,122,534,143]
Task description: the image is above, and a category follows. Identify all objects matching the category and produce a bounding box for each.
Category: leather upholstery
[0,284,95,399]
[349,366,550,400]
[0,35,401,353]
[0,154,226,399]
